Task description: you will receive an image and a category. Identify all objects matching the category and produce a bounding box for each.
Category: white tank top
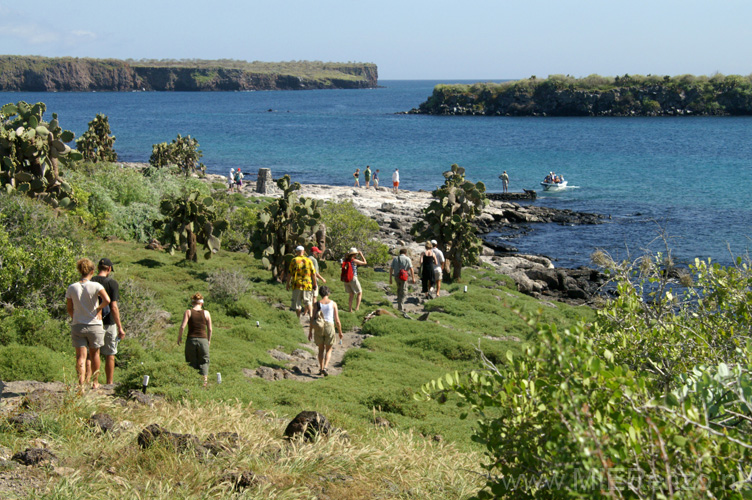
[319,301,335,323]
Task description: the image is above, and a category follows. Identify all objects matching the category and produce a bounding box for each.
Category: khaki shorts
[71,324,105,349]
[100,324,119,356]
[344,277,362,295]
[291,289,314,310]
[314,322,336,346]
[433,267,443,282]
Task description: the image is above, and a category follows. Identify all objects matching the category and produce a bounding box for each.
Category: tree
[411,164,487,280]
[149,134,205,177]
[154,190,228,261]
[75,113,117,163]
[0,101,81,208]
[250,175,324,281]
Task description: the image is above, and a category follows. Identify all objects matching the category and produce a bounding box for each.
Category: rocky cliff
[0,56,378,91]
[409,76,752,116]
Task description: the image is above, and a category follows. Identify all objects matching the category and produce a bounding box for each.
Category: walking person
[308,286,343,376]
[177,293,213,387]
[309,246,327,302]
[66,258,110,390]
[364,166,372,189]
[228,168,234,192]
[419,241,438,299]
[353,168,360,187]
[341,247,367,312]
[430,240,446,297]
[499,170,509,193]
[389,248,415,311]
[392,168,400,194]
[91,258,125,385]
[373,169,380,189]
[287,246,317,319]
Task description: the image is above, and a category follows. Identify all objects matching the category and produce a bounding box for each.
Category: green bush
[0,344,67,381]
[320,200,390,264]
[420,255,752,498]
[0,308,68,352]
[0,228,79,314]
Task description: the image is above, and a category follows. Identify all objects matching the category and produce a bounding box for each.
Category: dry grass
[22,393,482,499]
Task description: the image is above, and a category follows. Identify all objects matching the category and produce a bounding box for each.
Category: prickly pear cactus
[250,174,324,281]
[149,134,206,177]
[76,113,117,163]
[0,101,81,209]
[153,190,228,261]
[411,163,488,280]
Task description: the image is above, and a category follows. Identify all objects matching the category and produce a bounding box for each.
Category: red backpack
[340,259,354,283]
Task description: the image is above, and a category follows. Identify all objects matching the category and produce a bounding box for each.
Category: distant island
[407,74,752,116]
[0,56,378,91]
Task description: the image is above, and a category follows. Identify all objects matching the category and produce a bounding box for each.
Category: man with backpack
[341,247,367,312]
[389,248,415,311]
[287,246,317,319]
[91,258,125,385]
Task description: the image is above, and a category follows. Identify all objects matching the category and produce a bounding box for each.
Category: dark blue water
[4,81,752,267]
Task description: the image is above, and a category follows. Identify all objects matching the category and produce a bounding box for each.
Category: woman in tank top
[177,292,213,387]
[308,286,343,376]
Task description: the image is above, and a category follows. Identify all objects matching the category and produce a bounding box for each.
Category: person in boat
[544,172,553,183]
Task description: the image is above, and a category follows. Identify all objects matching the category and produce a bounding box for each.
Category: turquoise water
[4,81,752,267]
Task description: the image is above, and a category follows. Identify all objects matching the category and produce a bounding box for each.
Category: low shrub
[206,269,251,303]
[0,344,67,381]
[320,200,390,264]
[117,278,169,347]
[0,308,68,352]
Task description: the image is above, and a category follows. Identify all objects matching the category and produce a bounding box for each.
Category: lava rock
[284,411,332,441]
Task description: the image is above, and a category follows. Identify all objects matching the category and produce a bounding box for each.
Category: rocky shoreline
[204,170,608,306]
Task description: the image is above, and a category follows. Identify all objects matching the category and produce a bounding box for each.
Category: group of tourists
[287,245,346,376]
[228,168,244,192]
[66,238,446,387]
[66,257,125,390]
[544,171,564,184]
[352,166,400,194]
[389,240,445,310]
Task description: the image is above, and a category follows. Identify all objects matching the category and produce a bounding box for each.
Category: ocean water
[4,81,751,268]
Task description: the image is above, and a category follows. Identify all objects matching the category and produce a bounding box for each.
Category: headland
[0,56,378,92]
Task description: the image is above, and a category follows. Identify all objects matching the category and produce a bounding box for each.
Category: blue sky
[1,0,750,80]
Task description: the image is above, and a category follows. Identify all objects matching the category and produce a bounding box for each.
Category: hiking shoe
[322,369,329,377]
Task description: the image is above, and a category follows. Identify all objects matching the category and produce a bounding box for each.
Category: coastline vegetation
[3,100,752,497]
[418,73,752,116]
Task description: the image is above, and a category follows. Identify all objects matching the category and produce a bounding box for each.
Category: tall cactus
[149,134,206,177]
[250,175,324,281]
[0,101,81,208]
[76,113,117,163]
[153,190,228,262]
[411,164,488,280]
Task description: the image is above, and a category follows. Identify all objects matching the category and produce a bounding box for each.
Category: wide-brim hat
[348,247,358,255]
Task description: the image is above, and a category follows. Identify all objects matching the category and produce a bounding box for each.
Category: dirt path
[244,313,369,382]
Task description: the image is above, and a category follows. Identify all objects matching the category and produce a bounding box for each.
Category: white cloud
[70,30,97,40]
[0,24,60,44]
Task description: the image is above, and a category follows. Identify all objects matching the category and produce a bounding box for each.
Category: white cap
[348,247,358,254]
[431,240,437,245]
[295,245,305,252]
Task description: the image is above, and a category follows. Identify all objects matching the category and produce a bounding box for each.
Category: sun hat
[295,245,305,252]
[431,240,437,246]
[348,247,358,255]
[311,246,322,254]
